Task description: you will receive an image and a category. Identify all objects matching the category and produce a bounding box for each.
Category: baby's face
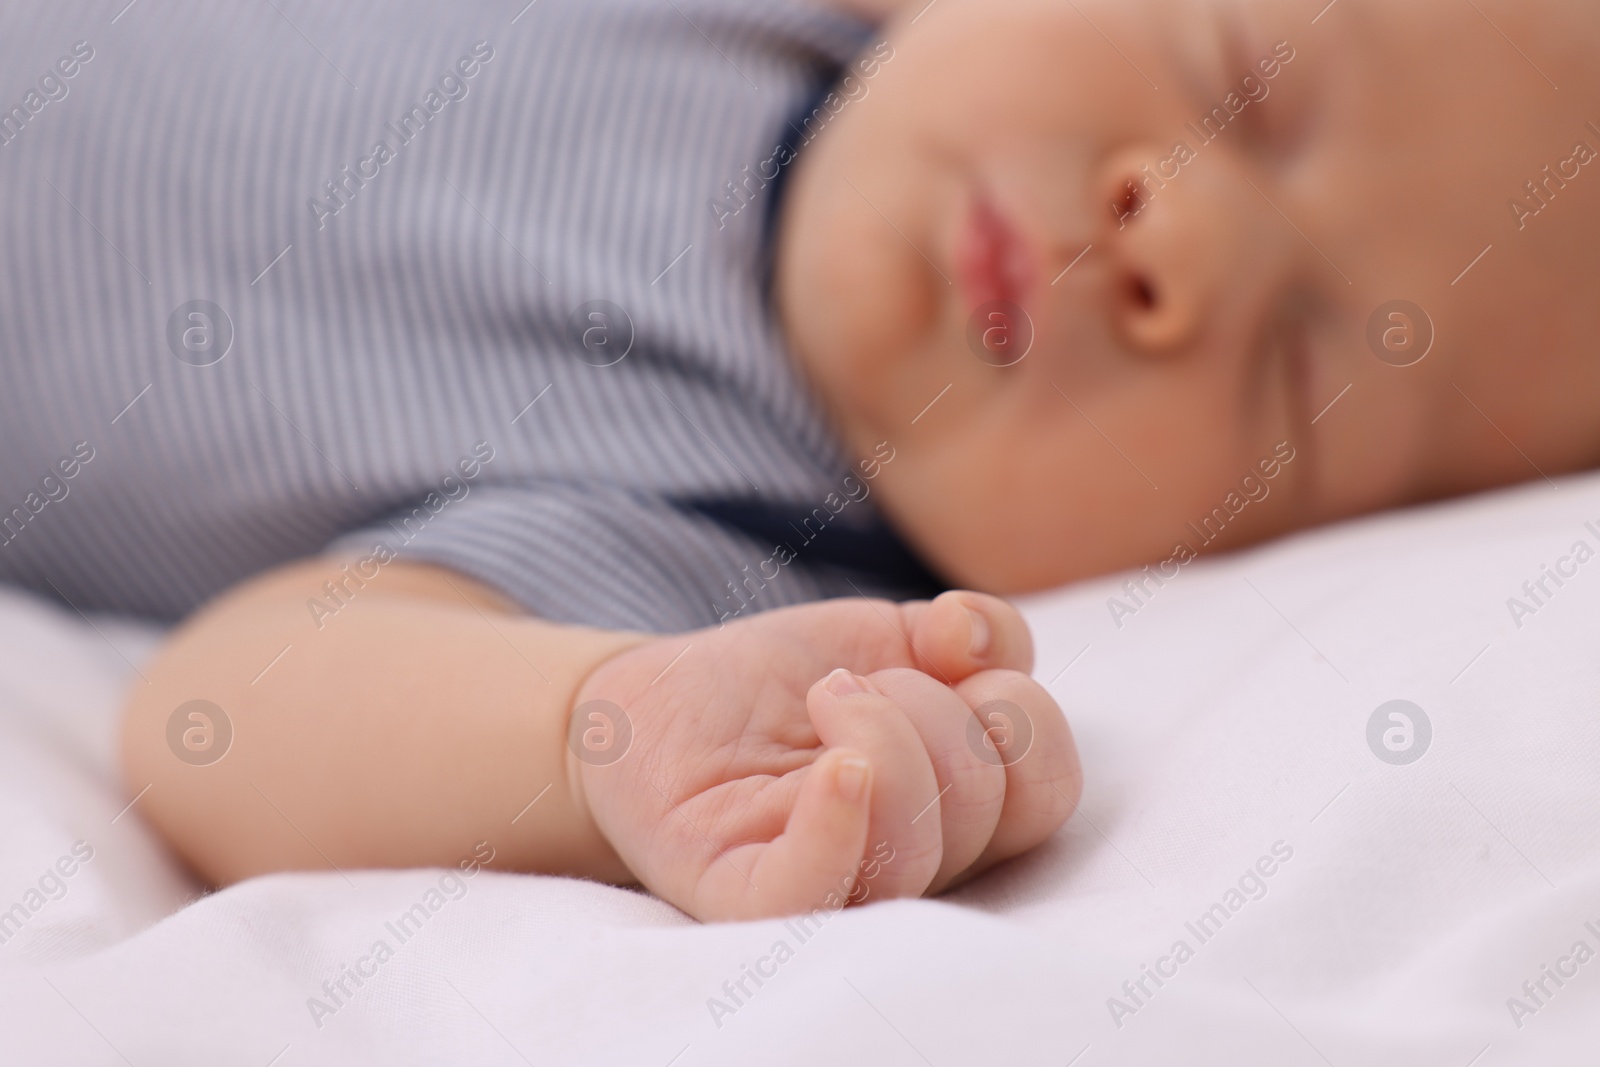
[777,0,1600,593]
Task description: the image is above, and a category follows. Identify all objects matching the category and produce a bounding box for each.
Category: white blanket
[3,475,1599,1065]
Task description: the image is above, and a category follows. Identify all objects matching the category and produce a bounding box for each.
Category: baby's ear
[903,591,1033,682]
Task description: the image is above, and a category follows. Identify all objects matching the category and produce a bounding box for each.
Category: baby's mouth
[955,187,1037,311]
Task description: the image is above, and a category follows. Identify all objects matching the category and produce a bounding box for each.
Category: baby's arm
[123,559,1081,920]
[121,559,644,887]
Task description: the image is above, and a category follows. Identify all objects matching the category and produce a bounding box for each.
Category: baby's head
[776,0,1600,592]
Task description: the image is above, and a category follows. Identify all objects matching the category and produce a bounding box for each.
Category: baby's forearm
[121,559,645,887]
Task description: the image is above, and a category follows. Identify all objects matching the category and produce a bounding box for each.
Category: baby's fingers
[696,748,873,921]
[805,669,944,899]
[903,591,1034,682]
[861,667,1007,894]
[953,670,1081,880]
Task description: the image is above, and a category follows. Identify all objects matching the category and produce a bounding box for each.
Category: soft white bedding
[2,474,1599,1065]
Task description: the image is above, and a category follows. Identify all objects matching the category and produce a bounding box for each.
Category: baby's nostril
[1118,186,1140,218]
[1130,276,1157,311]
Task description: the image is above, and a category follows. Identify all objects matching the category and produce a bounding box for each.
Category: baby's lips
[956,189,1037,310]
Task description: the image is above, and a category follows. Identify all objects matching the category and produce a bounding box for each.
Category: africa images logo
[1366,700,1431,766]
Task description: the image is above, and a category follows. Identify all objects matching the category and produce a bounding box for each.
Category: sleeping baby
[0,0,1587,922]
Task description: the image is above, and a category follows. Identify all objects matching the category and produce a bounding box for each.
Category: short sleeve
[322,480,933,633]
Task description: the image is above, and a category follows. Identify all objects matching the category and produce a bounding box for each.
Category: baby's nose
[1090,144,1287,357]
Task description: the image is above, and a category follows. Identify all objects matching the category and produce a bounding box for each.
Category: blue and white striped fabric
[0,0,939,632]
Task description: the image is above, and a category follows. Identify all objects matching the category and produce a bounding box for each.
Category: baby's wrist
[560,746,637,885]
[483,614,649,885]
[556,626,655,884]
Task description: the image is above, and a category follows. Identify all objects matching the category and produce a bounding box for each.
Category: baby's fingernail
[965,606,991,658]
[824,668,869,698]
[835,756,870,803]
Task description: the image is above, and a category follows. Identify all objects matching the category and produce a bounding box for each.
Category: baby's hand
[570,592,1080,921]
